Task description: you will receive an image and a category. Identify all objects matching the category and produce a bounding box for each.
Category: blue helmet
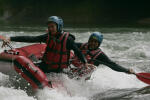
[89,32,103,44]
[47,16,63,32]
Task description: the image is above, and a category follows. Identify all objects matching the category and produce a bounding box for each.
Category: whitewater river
[0,26,150,100]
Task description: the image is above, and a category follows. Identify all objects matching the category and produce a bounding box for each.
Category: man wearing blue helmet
[71,32,134,77]
[1,16,90,73]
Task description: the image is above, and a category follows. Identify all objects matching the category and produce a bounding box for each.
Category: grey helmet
[47,16,63,32]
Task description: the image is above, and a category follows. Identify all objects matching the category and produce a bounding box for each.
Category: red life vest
[43,32,70,71]
[72,43,102,67]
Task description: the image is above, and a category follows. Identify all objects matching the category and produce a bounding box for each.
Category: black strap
[46,49,68,54]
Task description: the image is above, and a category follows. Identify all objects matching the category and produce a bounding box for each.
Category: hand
[84,63,96,69]
[0,36,10,48]
[127,68,135,74]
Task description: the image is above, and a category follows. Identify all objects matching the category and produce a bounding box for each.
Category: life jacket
[42,32,70,72]
[71,43,102,67]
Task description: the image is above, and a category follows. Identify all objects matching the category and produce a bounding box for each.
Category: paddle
[92,59,150,85]
[134,73,150,85]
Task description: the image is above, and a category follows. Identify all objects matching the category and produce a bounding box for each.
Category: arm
[75,42,82,48]
[10,34,48,43]
[66,35,87,64]
[95,52,129,73]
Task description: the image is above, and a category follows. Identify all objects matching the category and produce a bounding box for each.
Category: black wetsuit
[75,43,129,73]
[10,33,87,72]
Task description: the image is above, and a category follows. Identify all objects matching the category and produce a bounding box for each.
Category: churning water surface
[0,27,150,100]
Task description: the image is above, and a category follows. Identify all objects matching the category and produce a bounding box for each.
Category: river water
[0,26,150,100]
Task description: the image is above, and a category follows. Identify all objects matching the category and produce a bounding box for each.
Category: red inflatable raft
[0,43,52,90]
[0,43,96,91]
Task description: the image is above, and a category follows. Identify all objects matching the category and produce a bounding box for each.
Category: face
[88,38,99,50]
[48,22,57,35]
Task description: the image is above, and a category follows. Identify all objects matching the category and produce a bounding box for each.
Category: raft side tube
[14,56,51,90]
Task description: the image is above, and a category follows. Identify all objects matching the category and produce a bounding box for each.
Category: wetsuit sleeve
[95,51,129,73]
[75,42,82,48]
[10,34,48,43]
[66,35,87,64]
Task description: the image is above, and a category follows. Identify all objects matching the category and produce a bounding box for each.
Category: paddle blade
[136,73,150,85]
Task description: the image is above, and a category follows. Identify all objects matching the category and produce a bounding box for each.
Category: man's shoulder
[64,32,75,40]
[69,34,75,40]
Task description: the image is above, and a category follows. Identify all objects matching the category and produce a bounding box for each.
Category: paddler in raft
[70,32,135,79]
[1,16,93,73]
